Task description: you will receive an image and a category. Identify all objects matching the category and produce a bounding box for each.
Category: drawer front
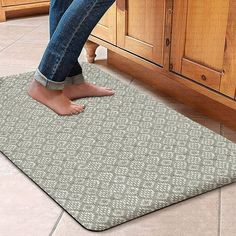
[1,0,48,7]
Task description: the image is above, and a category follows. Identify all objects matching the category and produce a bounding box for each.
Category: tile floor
[0,14,236,236]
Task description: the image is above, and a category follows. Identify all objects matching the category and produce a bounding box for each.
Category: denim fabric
[34,0,116,90]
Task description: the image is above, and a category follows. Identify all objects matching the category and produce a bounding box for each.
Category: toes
[71,103,85,113]
[103,87,114,91]
[73,108,81,115]
[71,102,86,109]
[108,90,115,95]
[106,88,115,93]
[59,103,85,116]
[69,108,81,115]
[75,106,84,113]
[101,87,115,94]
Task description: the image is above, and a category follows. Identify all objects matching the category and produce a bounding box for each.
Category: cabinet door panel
[117,0,165,66]
[170,0,230,92]
[91,2,116,45]
[184,1,228,72]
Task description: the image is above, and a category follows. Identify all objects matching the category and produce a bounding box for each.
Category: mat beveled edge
[2,150,236,232]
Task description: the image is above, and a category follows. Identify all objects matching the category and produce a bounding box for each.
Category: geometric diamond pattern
[0,61,236,231]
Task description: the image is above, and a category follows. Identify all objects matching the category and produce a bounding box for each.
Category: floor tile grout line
[218,189,222,236]
[0,19,47,54]
[48,210,64,236]
[38,15,49,27]
[0,14,48,27]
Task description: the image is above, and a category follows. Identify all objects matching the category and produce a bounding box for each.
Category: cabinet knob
[201,75,207,81]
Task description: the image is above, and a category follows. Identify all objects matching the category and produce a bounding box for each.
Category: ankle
[28,79,63,97]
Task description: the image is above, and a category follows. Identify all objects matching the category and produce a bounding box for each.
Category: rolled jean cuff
[34,68,85,90]
[65,73,85,85]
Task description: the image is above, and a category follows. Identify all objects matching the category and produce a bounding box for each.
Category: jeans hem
[34,68,85,90]
[65,73,85,85]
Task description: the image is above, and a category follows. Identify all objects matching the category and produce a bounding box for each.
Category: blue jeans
[34,0,116,90]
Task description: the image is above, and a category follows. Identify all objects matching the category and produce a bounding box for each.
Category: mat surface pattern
[0,62,236,231]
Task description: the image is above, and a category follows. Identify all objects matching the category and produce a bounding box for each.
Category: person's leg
[34,0,116,86]
[49,0,114,100]
[49,0,85,84]
[28,0,116,115]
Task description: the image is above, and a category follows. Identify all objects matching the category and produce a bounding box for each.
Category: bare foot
[27,79,85,116]
[63,82,115,100]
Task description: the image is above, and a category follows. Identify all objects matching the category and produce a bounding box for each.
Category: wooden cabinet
[116,0,166,66]
[89,0,236,104]
[170,0,236,97]
[1,0,48,7]
[89,0,236,103]
[91,0,166,66]
[90,1,116,45]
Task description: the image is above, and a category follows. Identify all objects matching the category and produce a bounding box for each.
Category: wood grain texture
[88,0,236,112]
[163,0,173,72]
[220,0,236,98]
[89,33,236,113]
[0,7,6,22]
[0,0,49,22]
[170,0,188,73]
[1,0,48,7]
[170,0,235,95]
[181,58,221,91]
[116,0,165,66]
[185,0,229,71]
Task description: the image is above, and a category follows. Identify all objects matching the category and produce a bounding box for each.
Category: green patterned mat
[0,61,236,231]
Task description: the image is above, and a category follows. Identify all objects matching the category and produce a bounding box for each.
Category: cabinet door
[91,1,116,45]
[116,0,165,66]
[170,0,236,96]
[1,0,48,6]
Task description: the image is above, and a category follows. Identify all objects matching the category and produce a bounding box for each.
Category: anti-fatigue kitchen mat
[0,61,236,231]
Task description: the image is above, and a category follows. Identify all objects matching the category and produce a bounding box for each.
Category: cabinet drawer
[181,58,221,91]
[1,0,48,7]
